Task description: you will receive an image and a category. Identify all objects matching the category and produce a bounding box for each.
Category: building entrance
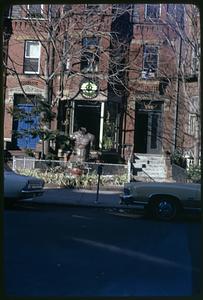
[134,101,163,154]
[12,94,40,150]
[73,101,101,149]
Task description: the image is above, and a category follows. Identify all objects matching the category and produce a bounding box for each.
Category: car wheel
[152,198,178,221]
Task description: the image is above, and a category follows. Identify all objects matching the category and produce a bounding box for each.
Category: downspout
[174,36,182,150]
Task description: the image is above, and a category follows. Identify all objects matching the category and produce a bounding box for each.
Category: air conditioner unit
[148,72,155,78]
[141,70,155,79]
[141,71,147,79]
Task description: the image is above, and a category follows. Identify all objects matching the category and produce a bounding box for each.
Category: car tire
[152,198,178,221]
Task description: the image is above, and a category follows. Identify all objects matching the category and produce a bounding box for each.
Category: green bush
[187,164,201,183]
[171,150,187,169]
[16,167,127,188]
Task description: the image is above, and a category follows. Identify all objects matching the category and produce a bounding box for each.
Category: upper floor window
[63,39,71,71]
[81,37,99,73]
[86,4,100,10]
[188,113,197,136]
[145,4,160,19]
[167,4,184,29]
[27,5,43,18]
[143,45,158,73]
[82,37,99,48]
[63,4,72,13]
[191,44,200,74]
[24,41,41,74]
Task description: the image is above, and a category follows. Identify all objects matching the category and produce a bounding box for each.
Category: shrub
[171,150,187,169]
[187,164,201,183]
[16,167,128,188]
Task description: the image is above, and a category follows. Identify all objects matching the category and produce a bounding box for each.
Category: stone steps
[133,153,168,182]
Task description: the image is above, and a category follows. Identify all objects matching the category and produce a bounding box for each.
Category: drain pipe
[174,36,182,150]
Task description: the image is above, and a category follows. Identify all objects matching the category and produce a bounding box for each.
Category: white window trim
[145,4,161,19]
[24,41,41,74]
[188,113,197,136]
[143,44,159,75]
[26,4,44,19]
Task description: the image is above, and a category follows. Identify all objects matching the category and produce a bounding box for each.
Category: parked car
[4,164,44,203]
[120,181,201,221]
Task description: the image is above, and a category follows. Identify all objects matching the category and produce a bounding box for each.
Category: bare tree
[161,4,200,164]
[3,4,132,157]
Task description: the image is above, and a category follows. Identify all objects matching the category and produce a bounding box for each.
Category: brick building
[3,4,200,178]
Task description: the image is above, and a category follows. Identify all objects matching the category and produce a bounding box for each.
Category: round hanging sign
[80,80,99,99]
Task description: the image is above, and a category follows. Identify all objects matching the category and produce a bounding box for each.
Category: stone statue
[70,127,95,162]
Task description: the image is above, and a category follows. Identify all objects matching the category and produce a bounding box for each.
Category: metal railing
[12,156,128,176]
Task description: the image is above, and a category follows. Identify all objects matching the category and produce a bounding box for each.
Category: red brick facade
[3,4,200,163]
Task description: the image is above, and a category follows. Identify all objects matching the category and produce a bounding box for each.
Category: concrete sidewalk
[25,186,126,209]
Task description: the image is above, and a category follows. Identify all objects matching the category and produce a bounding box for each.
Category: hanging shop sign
[80,79,99,99]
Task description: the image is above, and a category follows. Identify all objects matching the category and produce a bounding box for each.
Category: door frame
[135,101,163,154]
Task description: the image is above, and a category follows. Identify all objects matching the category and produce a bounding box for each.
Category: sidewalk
[26,185,129,209]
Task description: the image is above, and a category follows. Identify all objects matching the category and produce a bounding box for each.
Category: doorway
[12,94,40,149]
[134,101,163,154]
[74,101,101,149]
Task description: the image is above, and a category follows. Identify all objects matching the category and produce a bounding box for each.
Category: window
[81,37,99,73]
[81,52,99,73]
[189,114,197,136]
[143,45,158,73]
[63,40,70,70]
[145,4,160,19]
[24,41,40,74]
[63,4,72,13]
[82,37,99,48]
[86,4,100,10]
[167,4,184,29]
[27,5,43,18]
[191,44,200,74]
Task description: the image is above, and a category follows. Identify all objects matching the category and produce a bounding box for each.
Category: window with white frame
[143,45,158,73]
[24,41,41,74]
[191,44,200,75]
[145,4,160,19]
[188,114,197,136]
[63,40,71,71]
[81,37,99,73]
[27,5,43,18]
[167,4,184,29]
[86,4,100,10]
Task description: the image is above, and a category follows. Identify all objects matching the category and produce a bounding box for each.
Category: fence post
[23,157,26,169]
[127,159,131,183]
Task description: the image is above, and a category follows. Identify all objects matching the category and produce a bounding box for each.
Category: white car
[4,164,44,203]
[120,181,201,221]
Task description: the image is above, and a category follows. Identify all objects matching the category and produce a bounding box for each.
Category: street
[3,203,201,296]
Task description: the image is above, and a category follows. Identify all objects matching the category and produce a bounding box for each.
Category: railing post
[127,159,131,183]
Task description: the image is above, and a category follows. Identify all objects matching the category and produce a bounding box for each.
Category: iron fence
[12,156,128,176]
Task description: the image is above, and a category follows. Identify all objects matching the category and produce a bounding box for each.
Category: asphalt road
[3,203,201,297]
